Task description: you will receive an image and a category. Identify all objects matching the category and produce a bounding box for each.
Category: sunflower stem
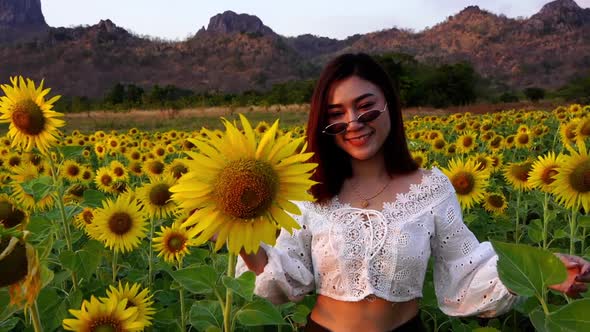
[148,218,154,289]
[515,191,521,244]
[178,262,186,332]
[570,208,578,255]
[112,250,118,283]
[224,252,237,332]
[29,300,43,332]
[49,155,78,290]
[542,193,550,249]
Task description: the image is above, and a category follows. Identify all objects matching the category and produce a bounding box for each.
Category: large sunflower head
[1,237,41,309]
[170,114,317,254]
[0,194,27,229]
[551,145,590,212]
[102,282,155,328]
[63,296,144,332]
[86,193,147,253]
[442,158,489,209]
[0,77,64,155]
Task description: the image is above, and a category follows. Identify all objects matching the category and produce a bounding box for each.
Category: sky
[42,0,590,41]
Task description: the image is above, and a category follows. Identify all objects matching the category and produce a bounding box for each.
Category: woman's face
[326,75,391,161]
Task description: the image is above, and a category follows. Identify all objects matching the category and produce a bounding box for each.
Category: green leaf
[235,298,287,326]
[59,241,103,280]
[169,266,217,294]
[554,228,569,239]
[527,219,543,243]
[0,317,19,331]
[82,189,106,208]
[492,241,566,298]
[290,304,311,324]
[222,271,255,301]
[529,300,590,332]
[189,300,222,330]
[579,216,590,228]
[58,145,85,160]
[21,176,54,202]
[472,328,501,332]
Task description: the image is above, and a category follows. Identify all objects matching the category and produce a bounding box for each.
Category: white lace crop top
[236,167,519,317]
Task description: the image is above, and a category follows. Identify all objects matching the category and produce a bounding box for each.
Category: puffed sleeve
[236,203,315,304]
[431,181,520,318]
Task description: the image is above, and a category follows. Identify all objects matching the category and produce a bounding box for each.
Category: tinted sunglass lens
[358,110,382,123]
[324,123,347,135]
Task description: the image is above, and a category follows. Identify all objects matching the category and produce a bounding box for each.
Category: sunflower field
[0,76,589,332]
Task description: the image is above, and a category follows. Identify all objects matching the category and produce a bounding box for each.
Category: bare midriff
[310,295,419,332]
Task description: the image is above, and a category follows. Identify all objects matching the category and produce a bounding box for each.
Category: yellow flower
[411,150,428,168]
[552,145,590,212]
[109,160,129,182]
[170,115,317,254]
[144,159,165,178]
[63,296,144,332]
[10,163,54,211]
[529,152,562,193]
[164,158,189,180]
[102,282,155,327]
[0,77,64,154]
[482,192,508,215]
[442,158,489,209]
[87,193,147,253]
[0,194,27,229]
[95,167,116,194]
[137,175,177,219]
[61,160,82,182]
[503,160,534,191]
[74,207,94,230]
[514,131,533,149]
[153,220,195,264]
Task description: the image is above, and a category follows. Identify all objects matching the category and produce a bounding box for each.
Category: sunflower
[61,160,82,182]
[411,150,428,168]
[442,158,489,209]
[0,77,64,155]
[5,152,22,167]
[503,160,534,191]
[165,158,189,180]
[79,166,94,184]
[153,221,195,264]
[62,296,144,332]
[128,161,143,177]
[109,160,129,182]
[102,282,155,327]
[514,131,533,149]
[552,145,590,212]
[560,119,579,150]
[170,115,317,254]
[1,238,41,308]
[482,192,508,215]
[576,116,590,145]
[529,152,562,193]
[431,138,446,153]
[95,167,116,193]
[87,193,147,253]
[137,175,177,219]
[470,154,493,173]
[144,159,165,178]
[151,144,167,159]
[64,184,87,203]
[456,131,478,154]
[74,207,94,230]
[488,135,504,152]
[0,194,27,229]
[10,163,54,211]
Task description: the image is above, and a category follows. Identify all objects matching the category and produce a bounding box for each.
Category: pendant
[360,200,369,208]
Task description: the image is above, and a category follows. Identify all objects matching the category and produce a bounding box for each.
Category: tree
[523,87,545,102]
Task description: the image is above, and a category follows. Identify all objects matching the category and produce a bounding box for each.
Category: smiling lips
[346,132,373,146]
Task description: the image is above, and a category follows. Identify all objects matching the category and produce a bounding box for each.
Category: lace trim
[304,167,453,221]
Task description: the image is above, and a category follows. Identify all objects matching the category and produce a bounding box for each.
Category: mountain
[0,0,588,98]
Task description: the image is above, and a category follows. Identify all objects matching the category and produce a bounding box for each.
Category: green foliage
[524,87,546,102]
[555,73,590,104]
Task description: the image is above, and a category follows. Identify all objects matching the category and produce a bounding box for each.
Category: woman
[236,53,590,332]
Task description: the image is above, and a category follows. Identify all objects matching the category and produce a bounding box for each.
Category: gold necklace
[349,178,391,208]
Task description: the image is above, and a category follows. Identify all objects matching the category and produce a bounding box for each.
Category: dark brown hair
[306,53,418,203]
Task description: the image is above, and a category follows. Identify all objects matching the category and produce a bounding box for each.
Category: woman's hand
[548,253,590,298]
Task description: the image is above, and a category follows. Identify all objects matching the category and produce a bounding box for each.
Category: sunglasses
[322,103,388,135]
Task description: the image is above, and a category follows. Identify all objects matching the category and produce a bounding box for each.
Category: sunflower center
[67,165,80,176]
[148,161,165,174]
[149,184,171,206]
[214,159,279,219]
[108,212,133,235]
[487,194,504,208]
[0,201,26,228]
[82,210,94,224]
[91,319,120,332]
[101,174,113,186]
[167,234,186,252]
[11,99,45,135]
[512,162,533,182]
[541,167,558,185]
[517,133,529,145]
[113,167,124,177]
[434,139,445,149]
[462,137,473,147]
[0,239,28,287]
[451,171,475,195]
[581,121,590,137]
[171,164,188,179]
[569,159,590,193]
